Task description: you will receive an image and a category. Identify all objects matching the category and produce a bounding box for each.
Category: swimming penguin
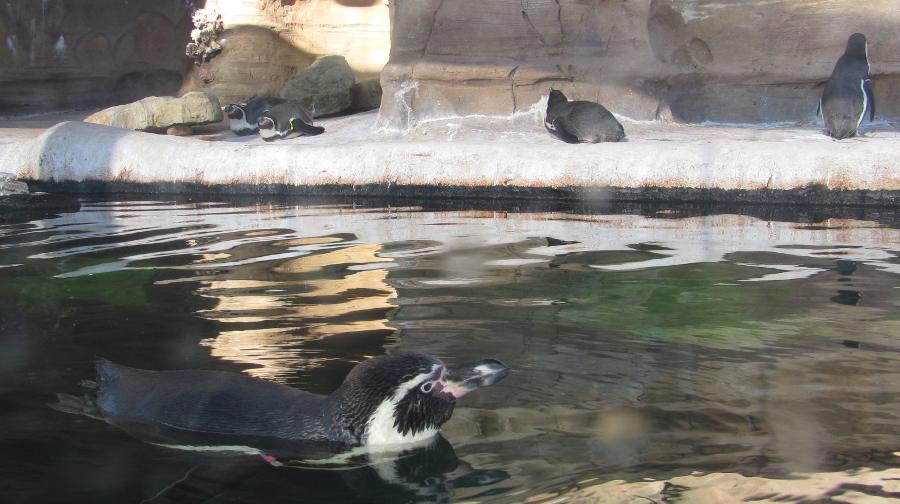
[257,102,324,141]
[222,97,286,136]
[820,33,875,139]
[65,352,508,447]
[544,89,625,143]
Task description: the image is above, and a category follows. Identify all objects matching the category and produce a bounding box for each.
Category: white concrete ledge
[1,113,899,202]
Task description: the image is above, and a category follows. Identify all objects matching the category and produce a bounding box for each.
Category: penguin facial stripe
[364,364,443,446]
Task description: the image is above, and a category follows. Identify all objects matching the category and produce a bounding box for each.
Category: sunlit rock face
[180,0,390,105]
[379,0,900,129]
[0,0,193,112]
[84,92,223,131]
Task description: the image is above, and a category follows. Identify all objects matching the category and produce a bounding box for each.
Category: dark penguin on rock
[820,33,875,139]
[62,352,508,448]
[222,97,285,136]
[257,102,324,141]
[544,89,625,143]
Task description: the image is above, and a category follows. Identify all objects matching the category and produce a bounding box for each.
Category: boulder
[351,79,383,112]
[85,92,223,131]
[0,172,28,196]
[166,125,193,136]
[280,55,355,117]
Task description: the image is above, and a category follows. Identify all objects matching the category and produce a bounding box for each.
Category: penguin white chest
[258,127,282,140]
[365,398,439,446]
[229,117,255,134]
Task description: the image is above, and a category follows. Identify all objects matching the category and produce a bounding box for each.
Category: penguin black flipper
[864,78,875,121]
[549,117,581,144]
[290,118,325,136]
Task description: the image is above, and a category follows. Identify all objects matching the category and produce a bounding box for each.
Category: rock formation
[378,0,900,128]
[0,0,193,112]
[0,173,28,196]
[179,0,390,105]
[185,9,224,64]
[351,79,384,112]
[280,55,356,117]
[84,92,222,132]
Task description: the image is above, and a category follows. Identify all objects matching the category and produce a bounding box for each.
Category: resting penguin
[820,33,875,139]
[222,97,285,136]
[257,102,324,141]
[544,89,625,143]
[60,352,508,447]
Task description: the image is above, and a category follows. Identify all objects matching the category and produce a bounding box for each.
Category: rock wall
[181,0,390,105]
[0,0,194,112]
[379,0,900,128]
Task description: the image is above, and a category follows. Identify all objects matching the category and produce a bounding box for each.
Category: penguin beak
[441,359,509,399]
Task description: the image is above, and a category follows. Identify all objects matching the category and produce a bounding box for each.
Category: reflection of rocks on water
[194,235,400,387]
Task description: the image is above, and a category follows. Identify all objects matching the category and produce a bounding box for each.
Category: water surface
[1,198,898,503]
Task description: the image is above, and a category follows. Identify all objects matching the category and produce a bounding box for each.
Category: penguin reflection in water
[820,33,875,139]
[222,96,285,136]
[127,436,509,504]
[257,102,325,141]
[545,88,626,143]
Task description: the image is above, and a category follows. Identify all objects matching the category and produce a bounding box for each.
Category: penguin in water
[544,89,625,143]
[257,102,324,141]
[58,352,508,447]
[820,33,875,139]
[222,97,286,136]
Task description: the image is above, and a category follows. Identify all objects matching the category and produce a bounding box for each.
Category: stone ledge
[1,115,899,206]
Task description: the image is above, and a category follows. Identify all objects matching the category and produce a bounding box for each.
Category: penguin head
[329,352,509,446]
[548,88,569,108]
[257,115,281,141]
[845,33,867,60]
[223,104,246,120]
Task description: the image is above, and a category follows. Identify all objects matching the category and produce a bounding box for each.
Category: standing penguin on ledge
[544,89,625,143]
[820,33,875,140]
[257,102,324,141]
[223,97,285,136]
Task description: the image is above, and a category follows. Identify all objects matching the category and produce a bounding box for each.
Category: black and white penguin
[222,97,286,136]
[820,33,875,140]
[544,89,625,143]
[71,352,508,447]
[257,102,324,141]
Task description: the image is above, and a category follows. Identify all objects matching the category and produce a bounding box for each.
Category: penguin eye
[420,381,435,394]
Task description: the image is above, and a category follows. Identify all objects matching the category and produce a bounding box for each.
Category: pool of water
[1,198,898,503]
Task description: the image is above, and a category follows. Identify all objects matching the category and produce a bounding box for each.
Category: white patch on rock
[54,35,65,59]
